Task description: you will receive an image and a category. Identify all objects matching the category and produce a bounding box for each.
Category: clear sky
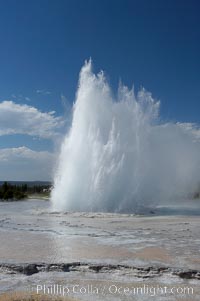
[0,0,199,180]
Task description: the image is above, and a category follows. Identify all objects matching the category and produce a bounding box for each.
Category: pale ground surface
[0,199,200,300]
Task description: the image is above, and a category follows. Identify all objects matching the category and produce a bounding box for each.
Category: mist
[51,60,200,212]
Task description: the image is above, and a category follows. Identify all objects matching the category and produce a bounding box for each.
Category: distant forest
[0,181,52,201]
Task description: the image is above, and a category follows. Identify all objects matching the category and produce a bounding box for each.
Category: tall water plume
[51,60,200,212]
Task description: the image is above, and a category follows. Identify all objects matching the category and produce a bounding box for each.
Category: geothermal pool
[0,199,200,300]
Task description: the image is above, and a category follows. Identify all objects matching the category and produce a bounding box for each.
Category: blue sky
[0,0,199,180]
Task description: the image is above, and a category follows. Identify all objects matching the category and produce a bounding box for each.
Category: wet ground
[0,199,200,300]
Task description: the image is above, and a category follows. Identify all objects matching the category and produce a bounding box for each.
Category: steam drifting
[51,60,200,212]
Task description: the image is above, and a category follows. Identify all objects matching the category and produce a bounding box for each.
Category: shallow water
[0,199,200,300]
[0,199,200,265]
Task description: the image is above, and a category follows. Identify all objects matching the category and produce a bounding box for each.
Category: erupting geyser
[51,60,200,212]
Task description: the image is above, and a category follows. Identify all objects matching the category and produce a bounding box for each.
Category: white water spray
[51,60,200,212]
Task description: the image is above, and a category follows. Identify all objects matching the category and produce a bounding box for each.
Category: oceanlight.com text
[35,283,194,297]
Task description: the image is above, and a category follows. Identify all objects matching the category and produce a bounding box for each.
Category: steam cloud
[51,60,200,212]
